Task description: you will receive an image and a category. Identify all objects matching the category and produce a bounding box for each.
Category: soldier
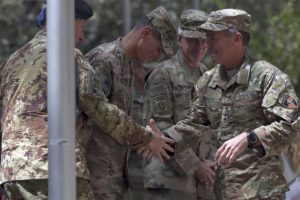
[85,6,177,200]
[148,8,299,199]
[0,1,173,199]
[142,9,216,200]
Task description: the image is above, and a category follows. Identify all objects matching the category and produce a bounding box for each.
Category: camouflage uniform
[142,9,213,200]
[132,89,145,125]
[164,9,299,200]
[85,7,177,200]
[0,27,157,199]
[129,66,152,197]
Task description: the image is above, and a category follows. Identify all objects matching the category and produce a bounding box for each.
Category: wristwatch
[247,130,258,149]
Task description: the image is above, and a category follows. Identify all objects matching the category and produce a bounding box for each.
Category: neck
[185,59,199,69]
[223,47,246,70]
[134,78,145,92]
[121,30,138,60]
[180,51,199,69]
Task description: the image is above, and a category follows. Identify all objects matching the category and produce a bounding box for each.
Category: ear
[139,26,153,38]
[234,32,243,45]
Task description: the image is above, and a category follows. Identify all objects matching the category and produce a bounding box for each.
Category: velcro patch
[280,94,298,109]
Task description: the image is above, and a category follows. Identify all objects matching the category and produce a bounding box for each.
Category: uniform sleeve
[143,67,174,129]
[76,53,153,146]
[86,49,113,97]
[163,74,212,176]
[253,70,299,156]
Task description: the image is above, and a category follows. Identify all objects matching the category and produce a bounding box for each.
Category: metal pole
[122,0,131,34]
[192,0,200,9]
[47,0,76,199]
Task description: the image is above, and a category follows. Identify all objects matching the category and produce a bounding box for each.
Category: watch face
[248,131,257,144]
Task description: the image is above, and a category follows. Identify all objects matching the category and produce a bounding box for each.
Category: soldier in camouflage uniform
[0,2,174,200]
[85,6,177,200]
[142,9,217,200]
[148,9,299,200]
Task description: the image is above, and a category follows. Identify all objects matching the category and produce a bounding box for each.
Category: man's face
[75,19,86,46]
[206,31,237,65]
[136,27,163,64]
[178,36,207,67]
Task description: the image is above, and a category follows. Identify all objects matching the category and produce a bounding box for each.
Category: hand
[195,159,217,189]
[137,119,175,162]
[215,132,248,167]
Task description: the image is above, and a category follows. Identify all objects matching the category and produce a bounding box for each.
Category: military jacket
[0,31,153,184]
[85,38,137,199]
[165,51,299,199]
[143,51,207,130]
[132,89,145,125]
[143,50,207,193]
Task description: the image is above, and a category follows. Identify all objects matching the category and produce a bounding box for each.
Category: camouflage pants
[1,178,94,200]
[142,188,197,200]
[128,150,144,200]
[196,184,216,200]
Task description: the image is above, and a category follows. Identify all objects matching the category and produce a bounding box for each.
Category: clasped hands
[138,119,248,190]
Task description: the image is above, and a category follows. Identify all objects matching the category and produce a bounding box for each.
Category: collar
[208,49,254,90]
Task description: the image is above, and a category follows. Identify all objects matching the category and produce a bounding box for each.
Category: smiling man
[142,9,217,200]
[148,8,299,199]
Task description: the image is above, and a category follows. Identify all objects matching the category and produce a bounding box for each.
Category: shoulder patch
[279,94,298,109]
[88,69,111,97]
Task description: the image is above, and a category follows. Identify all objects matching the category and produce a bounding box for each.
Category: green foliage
[1,0,300,94]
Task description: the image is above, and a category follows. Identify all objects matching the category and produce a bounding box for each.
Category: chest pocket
[233,90,263,119]
[172,78,194,121]
[203,95,222,125]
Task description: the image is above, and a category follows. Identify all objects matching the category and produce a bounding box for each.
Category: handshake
[137,118,217,190]
[137,119,175,162]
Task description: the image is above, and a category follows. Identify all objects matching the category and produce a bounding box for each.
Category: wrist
[247,130,258,149]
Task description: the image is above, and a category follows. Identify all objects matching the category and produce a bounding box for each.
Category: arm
[163,74,212,176]
[76,51,169,147]
[143,67,174,130]
[216,68,299,166]
[254,70,299,156]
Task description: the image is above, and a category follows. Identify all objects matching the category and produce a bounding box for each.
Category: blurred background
[0,0,299,94]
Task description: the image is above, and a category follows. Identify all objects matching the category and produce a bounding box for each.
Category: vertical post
[47,0,76,199]
[122,0,131,34]
[192,0,200,9]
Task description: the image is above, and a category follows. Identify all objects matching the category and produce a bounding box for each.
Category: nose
[77,33,85,45]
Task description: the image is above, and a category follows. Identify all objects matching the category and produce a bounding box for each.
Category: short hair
[226,28,251,46]
[133,15,161,41]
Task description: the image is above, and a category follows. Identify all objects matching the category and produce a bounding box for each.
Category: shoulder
[199,63,208,74]
[75,49,94,72]
[251,60,292,86]
[195,66,219,92]
[147,57,181,85]
[3,32,47,70]
[85,40,118,68]
[146,65,171,86]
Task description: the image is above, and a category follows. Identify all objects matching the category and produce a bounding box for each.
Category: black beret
[37,0,93,27]
[75,0,93,20]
